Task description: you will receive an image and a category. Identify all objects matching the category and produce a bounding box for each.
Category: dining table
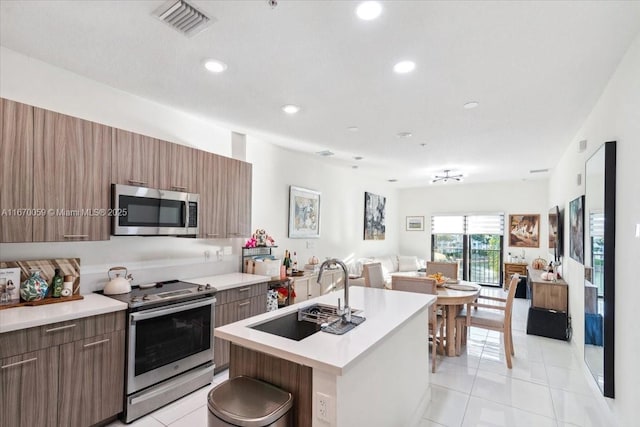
[391,272,481,356]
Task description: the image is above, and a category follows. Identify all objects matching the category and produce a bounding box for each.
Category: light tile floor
[109,290,612,427]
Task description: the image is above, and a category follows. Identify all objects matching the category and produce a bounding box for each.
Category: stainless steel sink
[249,303,365,340]
[250,311,321,341]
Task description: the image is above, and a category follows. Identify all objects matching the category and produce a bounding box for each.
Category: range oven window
[119,195,186,228]
[134,303,211,376]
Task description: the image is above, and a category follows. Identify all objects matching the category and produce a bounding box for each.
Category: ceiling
[1,1,639,187]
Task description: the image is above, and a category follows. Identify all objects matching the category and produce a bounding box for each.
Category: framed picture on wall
[288,186,321,238]
[508,214,540,247]
[364,192,386,240]
[406,216,425,231]
[569,195,585,264]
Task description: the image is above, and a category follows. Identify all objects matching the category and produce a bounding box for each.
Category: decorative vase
[20,269,49,302]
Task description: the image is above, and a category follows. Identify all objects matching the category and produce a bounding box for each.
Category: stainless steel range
[102,280,217,423]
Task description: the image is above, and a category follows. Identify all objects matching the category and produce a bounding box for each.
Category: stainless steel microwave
[111,184,198,236]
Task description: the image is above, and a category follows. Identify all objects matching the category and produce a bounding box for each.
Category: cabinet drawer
[215,282,267,305]
[82,311,126,338]
[0,311,126,358]
[0,319,83,358]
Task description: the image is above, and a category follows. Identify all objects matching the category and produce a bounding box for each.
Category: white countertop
[0,294,128,333]
[215,286,436,376]
[182,272,272,291]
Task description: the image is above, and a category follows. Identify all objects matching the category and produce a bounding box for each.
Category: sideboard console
[527,268,568,312]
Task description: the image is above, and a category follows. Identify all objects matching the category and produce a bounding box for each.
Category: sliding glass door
[431,214,504,286]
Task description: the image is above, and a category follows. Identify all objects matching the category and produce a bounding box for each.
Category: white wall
[0,47,399,291]
[398,179,550,264]
[549,32,640,426]
[247,136,399,266]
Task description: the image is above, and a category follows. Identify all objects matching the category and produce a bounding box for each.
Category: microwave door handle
[184,200,189,230]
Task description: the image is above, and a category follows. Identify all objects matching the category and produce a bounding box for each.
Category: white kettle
[104,266,133,295]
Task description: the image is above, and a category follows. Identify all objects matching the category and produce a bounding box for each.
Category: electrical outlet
[306,240,315,249]
[317,392,332,423]
[204,250,211,260]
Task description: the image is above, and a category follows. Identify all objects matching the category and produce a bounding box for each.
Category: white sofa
[348,255,423,287]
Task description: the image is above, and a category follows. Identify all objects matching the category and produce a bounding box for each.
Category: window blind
[431,215,465,234]
[590,212,604,238]
[467,214,504,234]
[432,214,504,234]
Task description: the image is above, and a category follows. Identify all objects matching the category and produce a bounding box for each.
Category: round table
[436,281,481,356]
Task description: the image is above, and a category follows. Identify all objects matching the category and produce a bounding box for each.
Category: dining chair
[426,261,459,279]
[392,276,444,373]
[362,263,386,289]
[455,273,519,368]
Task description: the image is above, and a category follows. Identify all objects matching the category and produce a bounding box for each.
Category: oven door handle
[130,297,215,322]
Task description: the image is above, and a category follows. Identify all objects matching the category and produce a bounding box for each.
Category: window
[431,214,505,286]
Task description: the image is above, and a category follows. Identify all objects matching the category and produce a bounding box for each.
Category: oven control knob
[205,284,212,290]
[131,296,140,303]
[197,285,205,292]
[142,294,150,301]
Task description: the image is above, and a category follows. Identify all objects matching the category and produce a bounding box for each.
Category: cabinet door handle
[238,287,250,292]
[127,179,148,187]
[45,324,77,333]
[171,186,187,191]
[63,234,88,239]
[238,301,250,307]
[83,338,110,348]
[228,232,241,236]
[206,233,220,237]
[1,357,37,369]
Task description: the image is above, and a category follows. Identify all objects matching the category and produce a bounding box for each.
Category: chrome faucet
[318,258,351,323]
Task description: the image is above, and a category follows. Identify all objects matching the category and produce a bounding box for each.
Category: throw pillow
[398,255,420,272]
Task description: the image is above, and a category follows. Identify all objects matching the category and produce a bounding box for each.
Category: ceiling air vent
[153,0,214,37]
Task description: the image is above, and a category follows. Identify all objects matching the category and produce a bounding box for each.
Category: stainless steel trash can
[208,376,293,427]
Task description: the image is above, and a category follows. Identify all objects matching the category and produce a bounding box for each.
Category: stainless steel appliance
[111,184,199,236]
[102,280,217,423]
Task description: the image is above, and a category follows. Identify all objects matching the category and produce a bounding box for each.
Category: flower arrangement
[245,229,275,248]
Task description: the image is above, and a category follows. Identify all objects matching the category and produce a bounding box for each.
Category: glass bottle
[51,268,64,298]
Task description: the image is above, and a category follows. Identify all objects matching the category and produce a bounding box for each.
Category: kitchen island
[215,286,436,427]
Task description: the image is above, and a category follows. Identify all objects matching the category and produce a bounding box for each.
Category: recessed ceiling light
[352,165,359,169]
[463,101,479,109]
[316,150,335,157]
[393,60,416,74]
[203,59,227,73]
[281,104,300,114]
[347,126,359,132]
[388,179,398,183]
[354,156,364,161]
[397,131,412,138]
[356,1,382,20]
[420,143,427,147]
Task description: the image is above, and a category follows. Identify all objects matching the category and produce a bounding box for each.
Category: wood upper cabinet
[58,329,125,427]
[32,109,111,241]
[112,128,162,189]
[197,151,227,238]
[0,347,59,427]
[0,99,34,243]
[159,142,198,193]
[226,158,252,237]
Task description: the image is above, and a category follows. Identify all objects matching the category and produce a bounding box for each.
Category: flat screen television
[548,205,563,263]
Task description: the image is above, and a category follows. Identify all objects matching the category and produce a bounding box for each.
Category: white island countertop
[182,272,272,292]
[215,286,435,376]
[0,293,128,333]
